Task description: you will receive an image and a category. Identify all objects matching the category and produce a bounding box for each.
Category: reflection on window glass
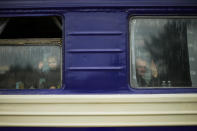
[0,16,62,89]
[130,17,197,88]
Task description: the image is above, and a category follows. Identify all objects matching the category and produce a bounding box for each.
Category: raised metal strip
[68,31,123,36]
[68,66,124,71]
[68,49,123,53]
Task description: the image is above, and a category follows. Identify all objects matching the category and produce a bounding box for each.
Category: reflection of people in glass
[37,56,60,89]
[136,58,160,87]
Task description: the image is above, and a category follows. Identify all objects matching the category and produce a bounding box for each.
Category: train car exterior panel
[0,0,197,130]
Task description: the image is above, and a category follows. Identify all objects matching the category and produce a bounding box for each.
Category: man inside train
[136,58,148,86]
[136,58,160,87]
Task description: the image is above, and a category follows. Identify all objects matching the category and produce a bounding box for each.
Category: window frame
[0,14,64,92]
[129,16,197,89]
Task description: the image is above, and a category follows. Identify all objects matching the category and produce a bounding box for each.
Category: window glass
[130,17,197,88]
[0,16,62,89]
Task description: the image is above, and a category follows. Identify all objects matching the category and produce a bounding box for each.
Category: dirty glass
[130,17,197,88]
[0,16,62,89]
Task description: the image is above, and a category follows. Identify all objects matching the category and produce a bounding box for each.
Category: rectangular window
[0,16,62,89]
[130,17,197,88]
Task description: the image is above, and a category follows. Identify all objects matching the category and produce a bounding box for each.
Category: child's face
[48,57,57,69]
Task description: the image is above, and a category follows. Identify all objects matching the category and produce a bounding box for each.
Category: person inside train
[136,58,160,87]
[136,58,148,86]
[37,55,60,89]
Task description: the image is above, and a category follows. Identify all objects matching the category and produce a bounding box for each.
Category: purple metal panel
[0,0,197,9]
[65,12,127,92]
[0,7,197,94]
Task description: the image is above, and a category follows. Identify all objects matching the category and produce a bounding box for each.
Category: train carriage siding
[0,0,197,130]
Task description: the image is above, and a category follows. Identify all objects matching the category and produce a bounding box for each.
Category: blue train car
[0,0,197,131]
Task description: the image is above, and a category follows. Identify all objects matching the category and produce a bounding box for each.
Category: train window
[0,16,62,89]
[130,17,197,88]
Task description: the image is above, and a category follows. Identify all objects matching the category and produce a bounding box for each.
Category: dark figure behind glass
[136,58,160,87]
[136,58,147,86]
[37,56,60,89]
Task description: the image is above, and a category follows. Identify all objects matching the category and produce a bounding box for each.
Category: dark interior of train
[0,16,62,38]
